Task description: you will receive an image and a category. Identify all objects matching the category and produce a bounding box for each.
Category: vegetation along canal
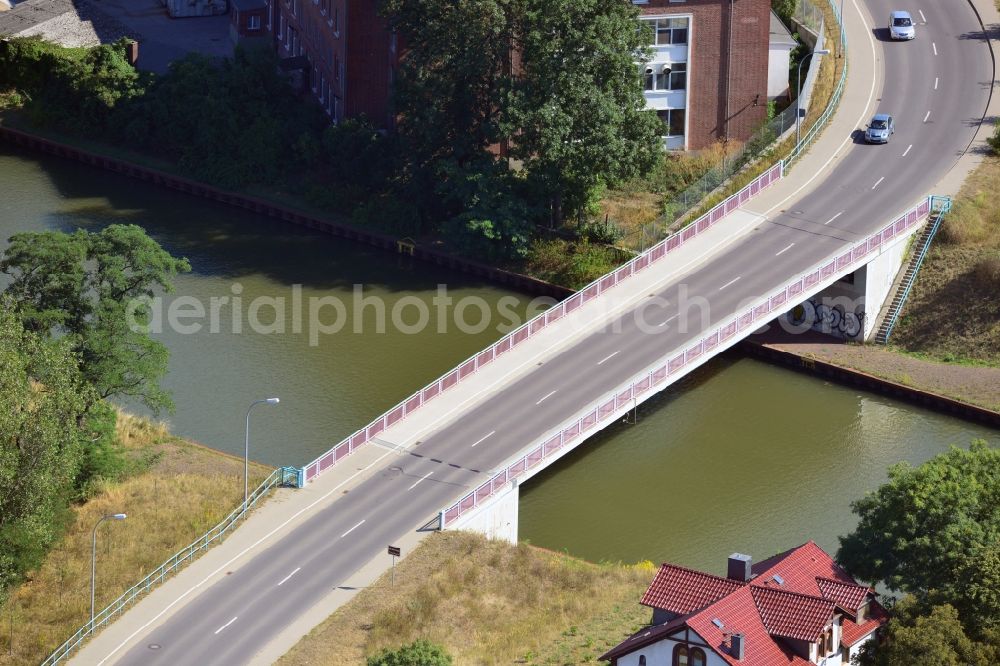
[3,144,997,569]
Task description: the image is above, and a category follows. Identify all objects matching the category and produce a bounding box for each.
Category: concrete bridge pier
[443,479,520,544]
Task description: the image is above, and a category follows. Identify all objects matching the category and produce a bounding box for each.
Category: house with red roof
[601,541,888,666]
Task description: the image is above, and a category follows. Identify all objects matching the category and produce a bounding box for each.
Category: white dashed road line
[932,42,937,56]
[214,617,238,635]
[341,520,365,538]
[775,243,795,257]
[536,390,557,405]
[872,177,885,190]
[277,568,301,587]
[470,431,495,448]
[597,351,620,365]
[824,211,844,225]
[934,77,938,90]
[919,9,926,22]
[924,111,931,123]
[719,277,741,291]
[407,471,433,490]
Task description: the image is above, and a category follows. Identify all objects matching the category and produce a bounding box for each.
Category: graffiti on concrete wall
[788,297,866,339]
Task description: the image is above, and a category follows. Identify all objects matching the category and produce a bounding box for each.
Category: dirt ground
[750,329,1000,412]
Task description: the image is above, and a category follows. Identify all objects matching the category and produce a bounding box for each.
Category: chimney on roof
[731,633,745,660]
[727,553,752,582]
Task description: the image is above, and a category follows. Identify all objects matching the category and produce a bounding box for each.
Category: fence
[301,162,784,483]
[41,466,300,666]
[441,196,933,527]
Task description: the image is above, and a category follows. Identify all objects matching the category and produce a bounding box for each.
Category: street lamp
[245,398,280,511]
[91,513,126,624]
[796,49,831,147]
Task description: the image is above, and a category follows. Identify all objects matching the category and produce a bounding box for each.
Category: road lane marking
[903,144,913,157]
[277,567,301,586]
[872,177,885,190]
[775,243,795,256]
[932,42,937,56]
[470,431,495,448]
[934,77,938,90]
[536,390,557,405]
[824,211,844,225]
[923,111,931,123]
[341,520,365,538]
[407,471,433,490]
[597,351,620,365]
[214,617,238,635]
[659,314,678,327]
[919,9,926,22]
[718,277,741,291]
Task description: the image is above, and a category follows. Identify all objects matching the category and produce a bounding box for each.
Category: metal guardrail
[441,196,933,526]
[877,196,952,343]
[41,466,300,666]
[786,0,849,166]
[301,163,783,483]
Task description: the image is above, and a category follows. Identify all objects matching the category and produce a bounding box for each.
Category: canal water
[3,145,998,570]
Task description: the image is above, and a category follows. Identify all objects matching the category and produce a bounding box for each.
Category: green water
[3,144,997,569]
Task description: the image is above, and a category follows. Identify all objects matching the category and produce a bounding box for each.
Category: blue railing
[877,195,953,343]
[41,466,300,665]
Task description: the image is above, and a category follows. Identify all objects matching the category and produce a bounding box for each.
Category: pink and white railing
[301,162,784,483]
[440,196,933,526]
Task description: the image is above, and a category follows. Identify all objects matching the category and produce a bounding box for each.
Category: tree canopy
[1,224,191,414]
[838,440,1000,636]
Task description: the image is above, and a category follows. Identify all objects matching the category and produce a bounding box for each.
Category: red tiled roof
[751,586,836,642]
[687,587,814,666]
[599,615,688,662]
[841,600,890,647]
[640,563,744,614]
[816,577,870,613]
[751,541,856,597]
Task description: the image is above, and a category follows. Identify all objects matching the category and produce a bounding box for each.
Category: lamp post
[796,49,831,147]
[91,513,126,624]
[245,398,280,511]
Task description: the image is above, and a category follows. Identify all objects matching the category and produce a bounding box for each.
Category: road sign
[387,545,401,557]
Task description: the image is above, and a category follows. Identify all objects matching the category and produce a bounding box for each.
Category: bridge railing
[40,466,300,666]
[301,163,784,483]
[440,195,932,527]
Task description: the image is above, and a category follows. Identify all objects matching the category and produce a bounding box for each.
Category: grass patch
[278,532,655,666]
[891,151,1000,365]
[0,411,272,665]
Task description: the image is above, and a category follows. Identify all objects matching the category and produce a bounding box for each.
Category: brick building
[266,0,398,128]
[264,0,770,150]
[634,0,771,150]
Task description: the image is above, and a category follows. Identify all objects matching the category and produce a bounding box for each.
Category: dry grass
[0,411,273,665]
[891,154,1000,364]
[278,532,655,666]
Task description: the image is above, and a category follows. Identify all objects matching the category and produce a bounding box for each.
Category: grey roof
[0,0,75,37]
[769,10,797,48]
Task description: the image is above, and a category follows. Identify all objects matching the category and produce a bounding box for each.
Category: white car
[889,10,916,40]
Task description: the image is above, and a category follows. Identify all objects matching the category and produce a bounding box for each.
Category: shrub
[973,254,1000,287]
[367,639,452,666]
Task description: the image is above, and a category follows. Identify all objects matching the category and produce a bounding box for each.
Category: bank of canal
[4,145,998,571]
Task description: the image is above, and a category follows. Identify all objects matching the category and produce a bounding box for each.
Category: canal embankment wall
[737,337,1000,429]
[0,125,574,300]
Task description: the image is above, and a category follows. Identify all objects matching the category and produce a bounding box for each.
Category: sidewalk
[71,1,999,663]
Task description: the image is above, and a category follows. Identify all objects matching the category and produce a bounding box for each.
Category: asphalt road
[116,2,993,663]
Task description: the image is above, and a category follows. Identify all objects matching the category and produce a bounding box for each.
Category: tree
[838,441,1000,636]
[367,639,453,666]
[1,225,191,414]
[854,597,1000,666]
[772,0,796,26]
[508,0,662,225]
[0,302,92,590]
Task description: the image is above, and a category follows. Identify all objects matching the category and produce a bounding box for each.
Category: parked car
[888,10,916,40]
[865,114,895,144]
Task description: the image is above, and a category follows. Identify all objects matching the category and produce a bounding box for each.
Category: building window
[247,15,260,30]
[646,17,689,46]
[278,14,284,38]
[638,657,646,666]
[265,0,271,29]
[656,109,685,137]
[644,62,686,91]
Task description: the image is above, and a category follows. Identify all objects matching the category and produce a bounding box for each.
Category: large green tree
[1,225,190,414]
[508,0,662,225]
[838,441,1000,636]
[0,303,92,590]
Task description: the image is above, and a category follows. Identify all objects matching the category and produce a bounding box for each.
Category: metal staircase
[874,195,952,344]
